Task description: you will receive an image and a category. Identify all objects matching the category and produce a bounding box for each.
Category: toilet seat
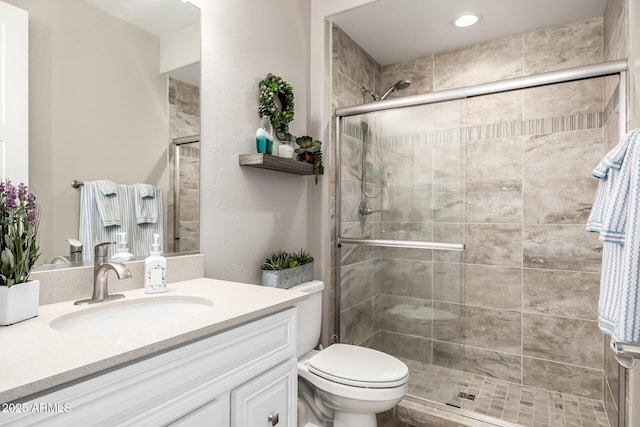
[307,344,408,388]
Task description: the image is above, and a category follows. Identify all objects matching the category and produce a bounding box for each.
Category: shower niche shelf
[239,153,321,176]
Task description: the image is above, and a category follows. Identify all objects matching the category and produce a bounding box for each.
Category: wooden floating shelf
[239,153,322,176]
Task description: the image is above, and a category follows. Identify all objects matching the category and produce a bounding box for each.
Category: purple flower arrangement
[0,181,41,287]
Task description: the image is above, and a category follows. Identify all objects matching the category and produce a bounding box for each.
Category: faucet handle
[94,242,115,259]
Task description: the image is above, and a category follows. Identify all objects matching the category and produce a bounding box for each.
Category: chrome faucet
[74,242,131,305]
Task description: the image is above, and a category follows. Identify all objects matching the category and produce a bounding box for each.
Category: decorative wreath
[258,73,295,131]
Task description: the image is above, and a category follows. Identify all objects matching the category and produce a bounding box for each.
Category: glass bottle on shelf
[278,137,294,159]
[256,115,274,155]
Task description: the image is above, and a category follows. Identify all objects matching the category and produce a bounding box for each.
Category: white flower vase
[0,280,40,326]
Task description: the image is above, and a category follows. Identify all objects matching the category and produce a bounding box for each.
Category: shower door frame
[334,59,627,425]
[171,134,200,253]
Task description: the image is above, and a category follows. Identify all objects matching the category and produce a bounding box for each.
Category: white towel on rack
[133,183,158,224]
[587,128,640,345]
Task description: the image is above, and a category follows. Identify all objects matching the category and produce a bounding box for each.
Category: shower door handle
[338,237,464,251]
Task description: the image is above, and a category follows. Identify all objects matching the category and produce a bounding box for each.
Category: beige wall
[5,0,169,263]
[194,0,313,284]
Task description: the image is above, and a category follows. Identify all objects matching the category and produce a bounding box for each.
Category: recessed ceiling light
[453,14,480,28]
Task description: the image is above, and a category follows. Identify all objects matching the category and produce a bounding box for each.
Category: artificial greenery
[261,249,314,271]
[258,73,295,132]
[0,181,41,287]
[290,248,314,266]
[295,136,323,184]
[312,151,323,184]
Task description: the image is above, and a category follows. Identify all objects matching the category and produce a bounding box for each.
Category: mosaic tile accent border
[464,112,602,143]
[342,111,604,150]
[179,145,200,159]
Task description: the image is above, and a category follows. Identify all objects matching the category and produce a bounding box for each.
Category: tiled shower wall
[335,16,618,405]
[168,78,201,253]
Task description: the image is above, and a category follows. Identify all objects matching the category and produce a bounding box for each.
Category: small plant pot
[0,280,40,326]
[261,263,314,289]
[299,152,316,164]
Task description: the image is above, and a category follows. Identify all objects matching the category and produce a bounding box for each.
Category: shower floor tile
[401,359,610,427]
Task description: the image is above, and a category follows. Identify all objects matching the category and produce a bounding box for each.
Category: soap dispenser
[111,232,134,261]
[144,233,166,294]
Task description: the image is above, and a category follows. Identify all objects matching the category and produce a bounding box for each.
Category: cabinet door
[231,358,297,427]
[169,393,230,427]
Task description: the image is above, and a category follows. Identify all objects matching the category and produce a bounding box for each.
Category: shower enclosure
[336,61,626,426]
[169,135,200,253]
[167,77,201,255]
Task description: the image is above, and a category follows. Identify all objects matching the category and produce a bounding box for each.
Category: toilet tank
[288,280,324,357]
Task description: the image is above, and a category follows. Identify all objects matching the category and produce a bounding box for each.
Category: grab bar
[338,237,464,251]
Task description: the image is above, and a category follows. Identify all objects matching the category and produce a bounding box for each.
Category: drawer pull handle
[268,413,279,425]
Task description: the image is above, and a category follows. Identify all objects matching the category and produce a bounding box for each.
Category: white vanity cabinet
[1,307,297,427]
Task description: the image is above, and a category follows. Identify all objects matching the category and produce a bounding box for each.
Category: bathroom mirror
[3,0,201,266]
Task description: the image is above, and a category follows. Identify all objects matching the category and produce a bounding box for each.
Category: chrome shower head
[393,79,411,90]
[379,79,412,101]
[361,86,379,102]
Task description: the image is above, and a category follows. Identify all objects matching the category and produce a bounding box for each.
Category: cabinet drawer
[168,394,230,427]
[231,358,297,427]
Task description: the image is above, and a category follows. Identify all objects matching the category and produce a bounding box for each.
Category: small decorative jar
[278,141,294,159]
[0,280,40,325]
[256,115,274,155]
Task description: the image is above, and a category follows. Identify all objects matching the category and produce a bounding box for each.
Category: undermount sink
[50,296,213,333]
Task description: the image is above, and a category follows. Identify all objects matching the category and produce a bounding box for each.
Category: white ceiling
[330,0,608,65]
[80,0,199,37]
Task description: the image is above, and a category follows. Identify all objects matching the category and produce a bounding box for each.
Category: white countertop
[0,278,308,403]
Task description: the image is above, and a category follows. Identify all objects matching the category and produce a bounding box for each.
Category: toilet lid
[307,344,408,388]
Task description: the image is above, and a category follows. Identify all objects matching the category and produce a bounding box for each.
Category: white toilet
[290,281,408,427]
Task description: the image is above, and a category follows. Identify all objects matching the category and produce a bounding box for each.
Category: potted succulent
[0,181,41,325]
[295,136,323,184]
[261,249,314,289]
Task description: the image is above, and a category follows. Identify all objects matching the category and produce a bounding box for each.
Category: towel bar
[71,180,84,188]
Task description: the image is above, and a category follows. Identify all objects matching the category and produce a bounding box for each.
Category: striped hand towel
[79,182,164,261]
[96,180,117,196]
[93,180,121,227]
[134,183,158,224]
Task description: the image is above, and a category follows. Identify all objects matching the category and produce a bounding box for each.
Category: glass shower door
[338,74,616,426]
[337,99,467,407]
[169,136,200,253]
